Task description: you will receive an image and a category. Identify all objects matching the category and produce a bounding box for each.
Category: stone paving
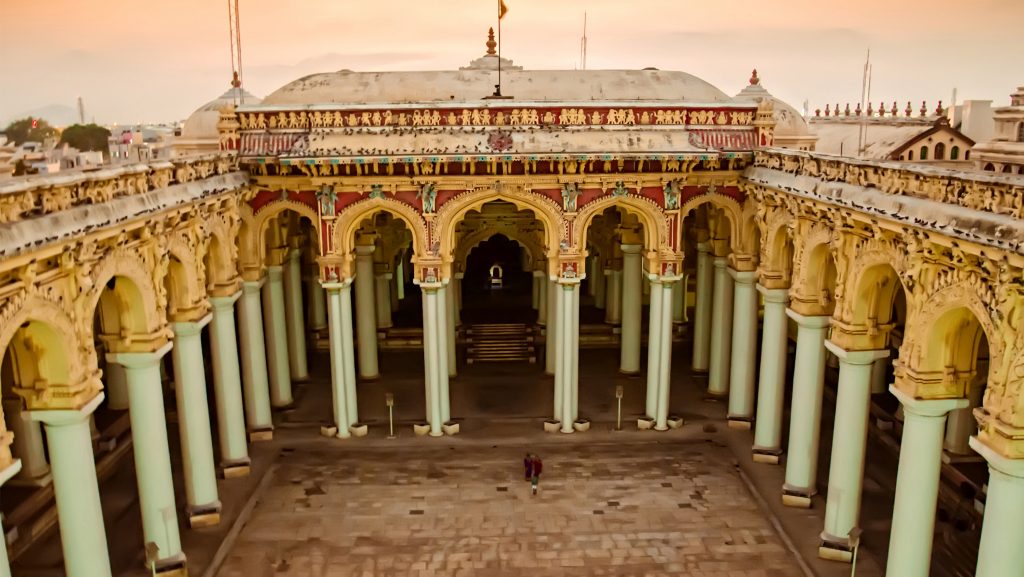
[217,442,802,577]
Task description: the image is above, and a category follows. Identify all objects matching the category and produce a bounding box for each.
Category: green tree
[59,123,112,152]
[2,117,58,146]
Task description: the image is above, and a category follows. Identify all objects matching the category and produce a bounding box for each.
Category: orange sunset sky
[1,0,1022,125]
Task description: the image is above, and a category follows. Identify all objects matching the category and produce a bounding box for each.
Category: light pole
[615,385,624,431]
[385,393,395,439]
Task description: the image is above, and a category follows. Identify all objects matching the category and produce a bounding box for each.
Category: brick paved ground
[217,442,802,577]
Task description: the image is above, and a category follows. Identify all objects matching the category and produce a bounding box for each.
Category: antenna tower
[857,48,872,156]
[227,0,245,105]
[77,97,85,125]
[579,12,588,70]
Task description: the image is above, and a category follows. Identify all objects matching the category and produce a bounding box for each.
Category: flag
[499,0,508,20]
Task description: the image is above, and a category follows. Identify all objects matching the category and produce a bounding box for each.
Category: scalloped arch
[574,194,666,253]
[454,225,546,270]
[334,197,427,259]
[87,248,163,336]
[901,282,998,375]
[679,193,742,246]
[251,199,321,265]
[435,187,562,263]
[0,293,82,384]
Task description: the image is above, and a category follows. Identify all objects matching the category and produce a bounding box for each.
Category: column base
[818,533,854,563]
[272,403,296,412]
[220,458,252,479]
[187,502,222,528]
[751,447,782,465]
[703,390,728,402]
[248,428,274,442]
[543,419,561,433]
[727,416,753,430]
[150,553,188,576]
[9,472,53,488]
[290,376,311,384]
[359,374,381,382]
[782,484,815,508]
[618,369,641,377]
[691,367,709,374]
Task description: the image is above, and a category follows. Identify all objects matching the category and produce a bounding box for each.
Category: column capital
[757,285,789,302]
[824,340,888,365]
[890,385,968,417]
[727,268,757,284]
[172,314,213,337]
[322,279,354,291]
[210,291,242,308]
[533,270,546,278]
[696,241,712,254]
[241,278,266,292]
[287,248,302,261]
[107,341,173,368]
[970,436,1024,479]
[266,265,284,280]
[557,277,583,287]
[354,245,376,257]
[785,308,831,328]
[28,392,104,426]
[454,272,465,280]
[620,243,643,255]
[712,256,729,269]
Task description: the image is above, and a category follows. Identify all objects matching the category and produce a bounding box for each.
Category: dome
[733,70,810,138]
[181,85,261,139]
[260,68,733,107]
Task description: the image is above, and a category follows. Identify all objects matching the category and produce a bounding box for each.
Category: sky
[1,0,1023,126]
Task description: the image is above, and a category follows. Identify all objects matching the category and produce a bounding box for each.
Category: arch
[760,222,794,285]
[334,197,427,261]
[920,146,929,161]
[436,187,561,263]
[250,199,321,267]
[165,234,207,316]
[950,145,960,160]
[575,194,668,256]
[87,248,165,338]
[454,225,545,271]
[908,150,915,161]
[934,142,946,161]
[1018,121,1024,142]
[984,162,995,172]
[679,193,743,249]
[846,262,905,331]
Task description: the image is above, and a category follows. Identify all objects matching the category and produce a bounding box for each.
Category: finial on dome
[231,70,241,89]
[749,69,760,86]
[486,28,497,55]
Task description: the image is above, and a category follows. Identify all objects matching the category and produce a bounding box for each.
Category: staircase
[465,323,536,364]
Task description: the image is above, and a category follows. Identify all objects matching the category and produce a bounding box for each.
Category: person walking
[530,454,543,495]
[523,453,533,481]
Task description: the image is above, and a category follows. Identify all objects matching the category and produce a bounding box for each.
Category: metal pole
[615,385,624,431]
[386,392,395,438]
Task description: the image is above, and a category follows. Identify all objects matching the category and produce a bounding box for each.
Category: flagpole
[496,0,503,97]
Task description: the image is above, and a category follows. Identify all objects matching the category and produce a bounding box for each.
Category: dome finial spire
[230,70,241,89]
[486,27,497,55]
[750,68,760,86]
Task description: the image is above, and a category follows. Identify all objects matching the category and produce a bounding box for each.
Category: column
[445,281,457,378]
[30,395,112,577]
[557,280,581,433]
[453,273,463,326]
[339,279,359,426]
[594,257,606,310]
[545,278,558,377]
[535,270,547,325]
[752,287,789,463]
[396,260,406,301]
[672,274,685,324]
[691,243,713,372]
[354,245,379,379]
[531,271,540,310]
[209,293,251,475]
[3,399,50,484]
[262,266,293,407]
[644,277,664,419]
[651,280,675,431]
[782,310,830,506]
[0,458,20,577]
[238,280,274,439]
[819,342,888,558]
[620,244,643,374]
[324,281,353,438]
[971,437,1024,577]
[283,250,308,382]
[104,361,129,410]
[605,268,622,324]
[869,358,888,394]
[420,284,444,436]
[727,270,758,426]
[375,273,393,329]
[307,267,328,336]
[707,257,734,396]
[885,388,967,576]
[108,344,185,568]
[436,283,451,422]
[945,364,986,454]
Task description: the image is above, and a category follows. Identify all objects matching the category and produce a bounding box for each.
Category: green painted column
[885,388,966,577]
[653,280,675,431]
[557,280,580,433]
[536,271,547,325]
[782,310,830,506]
[605,268,622,324]
[620,244,643,374]
[945,363,986,455]
[283,250,309,382]
[445,281,457,378]
[0,459,19,577]
[420,283,443,436]
[307,267,328,334]
[644,276,664,419]
[262,266,293,407]
[108,344,185,567]
[3,399,50,484]
[104,360,129,410]
[324,281,352,438]
[707,257,734,396]
[672,275,685,325]
[338,280,359,425]
[819,342,888,557]
[238,280,274,438]
[971,437,1024,577]
[30,395,111,577]
[453,273,463,326]
[546,277,559,377]
[752,287,789,463]
[691,243,713,372]
[727,269,758,427]
[354,246,379,379]
[209,294,251,474]
[396,260,406,301]
[171,316,221,526]
[375,273,393,329]
[436,284,451,423]
[869,358,888,394]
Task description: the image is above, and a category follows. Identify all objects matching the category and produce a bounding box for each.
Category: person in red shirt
[530,455,543,495]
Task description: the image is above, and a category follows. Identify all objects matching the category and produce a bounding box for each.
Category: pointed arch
[574,194,667,254]
[334,197,427,261]
[435,187,562,263]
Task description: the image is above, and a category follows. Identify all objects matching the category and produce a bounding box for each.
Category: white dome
[733,72,810,138]
[181,86,261,139]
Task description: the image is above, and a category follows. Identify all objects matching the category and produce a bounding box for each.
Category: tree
[60,123,112,152]
[2,117,58,146]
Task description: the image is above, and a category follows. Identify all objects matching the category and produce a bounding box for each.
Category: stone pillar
[535,270,547,325]
[396,260,406,301]
[620,244,643,374]
[30,395,112,577]
[338,278,359,426]
[691,243,713,372]
[594,257,606,310]
[885,388,967,576]
[782,310,830,506]
[707,257,734,396]
[420,284,444,436]
[390,272,400,314]
[605,268,622,324]
[819,342,888,559]
[104,361,129,410]
[446,281,457,378]
[752,287,789,464]
[2,399,50,485]
[354,245,379,379]
[436,284,451,422]
[0,459,20,577]
[545,277,558,377]
[556,280,581,433]
[324,281,353,438]
[307,267,328,335]
[651,280,675,431]
[375,272,393,329]
[672,275,685,324]
[644,277,665,420]
[945,364,986,454]
[531,271,540,310]
[283,250,308,382]
[170,316,221,527]
[238,280,274,439]
[209,293,251,476]
[727,269,758,427]
[971,438,1024,577]
[453,273,463,326]
[869,358,888,394]
[108,344,185,568]
[262,266,293,407]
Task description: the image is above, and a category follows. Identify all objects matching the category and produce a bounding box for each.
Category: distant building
[972,83,1024,174]
[173,81,261,157]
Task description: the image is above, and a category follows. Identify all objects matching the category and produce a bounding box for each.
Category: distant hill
[1,104,79,129]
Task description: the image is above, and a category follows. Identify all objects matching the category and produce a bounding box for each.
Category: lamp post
[615,385,624,431]
[385,393,395,439]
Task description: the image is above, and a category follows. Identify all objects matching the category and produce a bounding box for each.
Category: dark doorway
[462,234,534,324]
